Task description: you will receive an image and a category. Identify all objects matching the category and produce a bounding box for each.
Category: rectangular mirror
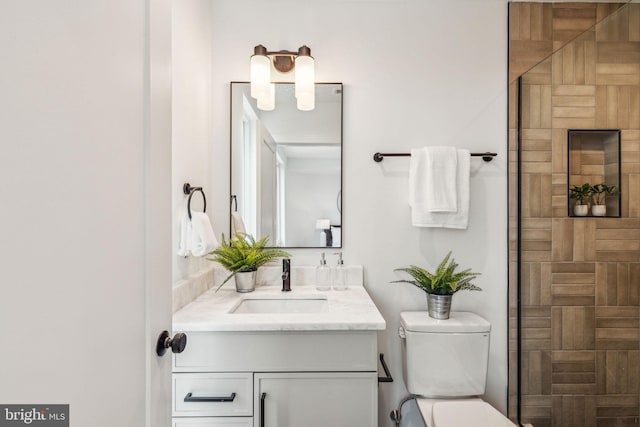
[230,82,343,248]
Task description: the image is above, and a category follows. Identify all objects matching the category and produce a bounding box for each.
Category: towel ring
[183,183,206,220]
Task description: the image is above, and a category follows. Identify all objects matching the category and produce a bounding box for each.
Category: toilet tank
[400,311,491,397]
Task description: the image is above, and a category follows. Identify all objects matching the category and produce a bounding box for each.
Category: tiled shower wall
[510,3,640,426]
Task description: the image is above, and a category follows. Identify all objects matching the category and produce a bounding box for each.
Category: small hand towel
[189,212,219,256]
[231,211,246,236]
[409,146,458,213]
[410,149,470,229]
[177,213,191,257]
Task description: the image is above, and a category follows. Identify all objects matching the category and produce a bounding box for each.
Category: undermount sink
[230,296,328,314]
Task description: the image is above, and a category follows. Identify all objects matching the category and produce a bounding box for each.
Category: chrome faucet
[282,258,291,292]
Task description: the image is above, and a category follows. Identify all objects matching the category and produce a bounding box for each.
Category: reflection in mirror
[230,82,343,248]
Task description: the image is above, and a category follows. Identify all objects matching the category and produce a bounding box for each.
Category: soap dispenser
[315,252,331,291]
[332,252,347,290]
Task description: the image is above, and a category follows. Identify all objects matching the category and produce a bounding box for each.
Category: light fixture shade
[296,92,315,111]
[295,50,315,111]
[250,49,271,100]
[257,83,275,111]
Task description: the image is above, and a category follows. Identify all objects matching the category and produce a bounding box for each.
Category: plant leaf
[208,233,290,291]
[392,252,481,295]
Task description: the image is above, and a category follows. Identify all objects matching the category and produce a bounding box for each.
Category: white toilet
[399,311,516,427]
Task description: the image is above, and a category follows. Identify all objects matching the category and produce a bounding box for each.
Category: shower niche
[568,129,621,217]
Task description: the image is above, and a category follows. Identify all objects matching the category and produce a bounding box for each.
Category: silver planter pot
[426,294,452,319]
[234,270,257,293]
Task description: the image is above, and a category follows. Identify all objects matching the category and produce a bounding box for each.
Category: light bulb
[250,46,271,100]
[296,92,315,111]
[257,83,275,111]
[295,47,315,111]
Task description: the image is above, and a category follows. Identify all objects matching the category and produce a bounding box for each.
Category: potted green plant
[590,183,617,216]
[392,252,481,319]
[208,233,290,293]
[569,183,591,216]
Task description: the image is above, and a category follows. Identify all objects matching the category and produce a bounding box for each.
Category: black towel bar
[183,183,206,220]
[373,151,497,162]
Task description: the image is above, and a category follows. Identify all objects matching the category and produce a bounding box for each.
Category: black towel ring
[183,183,206,220]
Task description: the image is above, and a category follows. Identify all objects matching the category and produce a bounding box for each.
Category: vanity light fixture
[250,44,315,111]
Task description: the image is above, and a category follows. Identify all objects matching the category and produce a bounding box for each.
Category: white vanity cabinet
[254,372,377,427]
[172,330,379,427]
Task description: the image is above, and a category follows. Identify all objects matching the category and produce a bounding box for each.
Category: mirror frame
[229,81,344,248]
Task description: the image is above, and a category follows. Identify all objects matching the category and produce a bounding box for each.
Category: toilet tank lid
[400,311,491,333]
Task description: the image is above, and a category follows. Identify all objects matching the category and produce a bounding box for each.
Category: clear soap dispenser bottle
[332,252,347,291]
[315,252,331,291]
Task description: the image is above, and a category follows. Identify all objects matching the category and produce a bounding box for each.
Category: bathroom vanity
[172,274,385,427]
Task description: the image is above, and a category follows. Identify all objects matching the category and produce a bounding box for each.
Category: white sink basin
[231,296,328,314]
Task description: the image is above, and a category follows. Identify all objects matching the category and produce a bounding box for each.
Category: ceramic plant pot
[426,294,452,320]
[592,205,606,217]
[573,204,588,217]
[234,270,257,293]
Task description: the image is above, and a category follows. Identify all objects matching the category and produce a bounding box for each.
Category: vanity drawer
[173,373,253,417]
[172,417,253,427]
[173,331,377,372]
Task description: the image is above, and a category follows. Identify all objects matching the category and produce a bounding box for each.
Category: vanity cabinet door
[254,372,377,427]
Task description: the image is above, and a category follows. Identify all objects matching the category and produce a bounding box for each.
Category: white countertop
[172,283,386,332]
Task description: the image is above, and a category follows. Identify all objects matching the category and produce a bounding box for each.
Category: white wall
[172,0,215,284]
[209,1,508,425]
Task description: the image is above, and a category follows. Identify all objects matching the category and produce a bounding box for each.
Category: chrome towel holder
[183,183,206,220]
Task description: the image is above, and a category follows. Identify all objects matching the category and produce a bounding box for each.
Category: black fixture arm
[373,151,498,162]
[183,182,206,220]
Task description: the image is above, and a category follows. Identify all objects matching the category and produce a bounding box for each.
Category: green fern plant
[208,233,290,291]
[392,252,481,296]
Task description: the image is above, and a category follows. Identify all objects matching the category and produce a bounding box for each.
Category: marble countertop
[172,283,386,332]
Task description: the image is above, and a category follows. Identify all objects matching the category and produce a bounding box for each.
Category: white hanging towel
[177,213,192,256]
[231,211,246,236]
[409,148,470,229]
[190,212,219,256]
[411,146,458,212]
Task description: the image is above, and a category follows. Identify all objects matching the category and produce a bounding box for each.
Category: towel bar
[373,151,497,162]
[183,183,206,220]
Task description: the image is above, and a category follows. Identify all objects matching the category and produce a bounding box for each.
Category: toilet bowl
[416,398,516,427]
[399,311,515,427]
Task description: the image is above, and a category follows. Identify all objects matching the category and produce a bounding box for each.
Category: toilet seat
[416,398,516,427]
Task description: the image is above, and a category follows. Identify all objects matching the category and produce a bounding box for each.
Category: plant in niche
[208,233,290,291]
[590,183,617,205]
[392,251,481,296]
[569,183,592,206]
